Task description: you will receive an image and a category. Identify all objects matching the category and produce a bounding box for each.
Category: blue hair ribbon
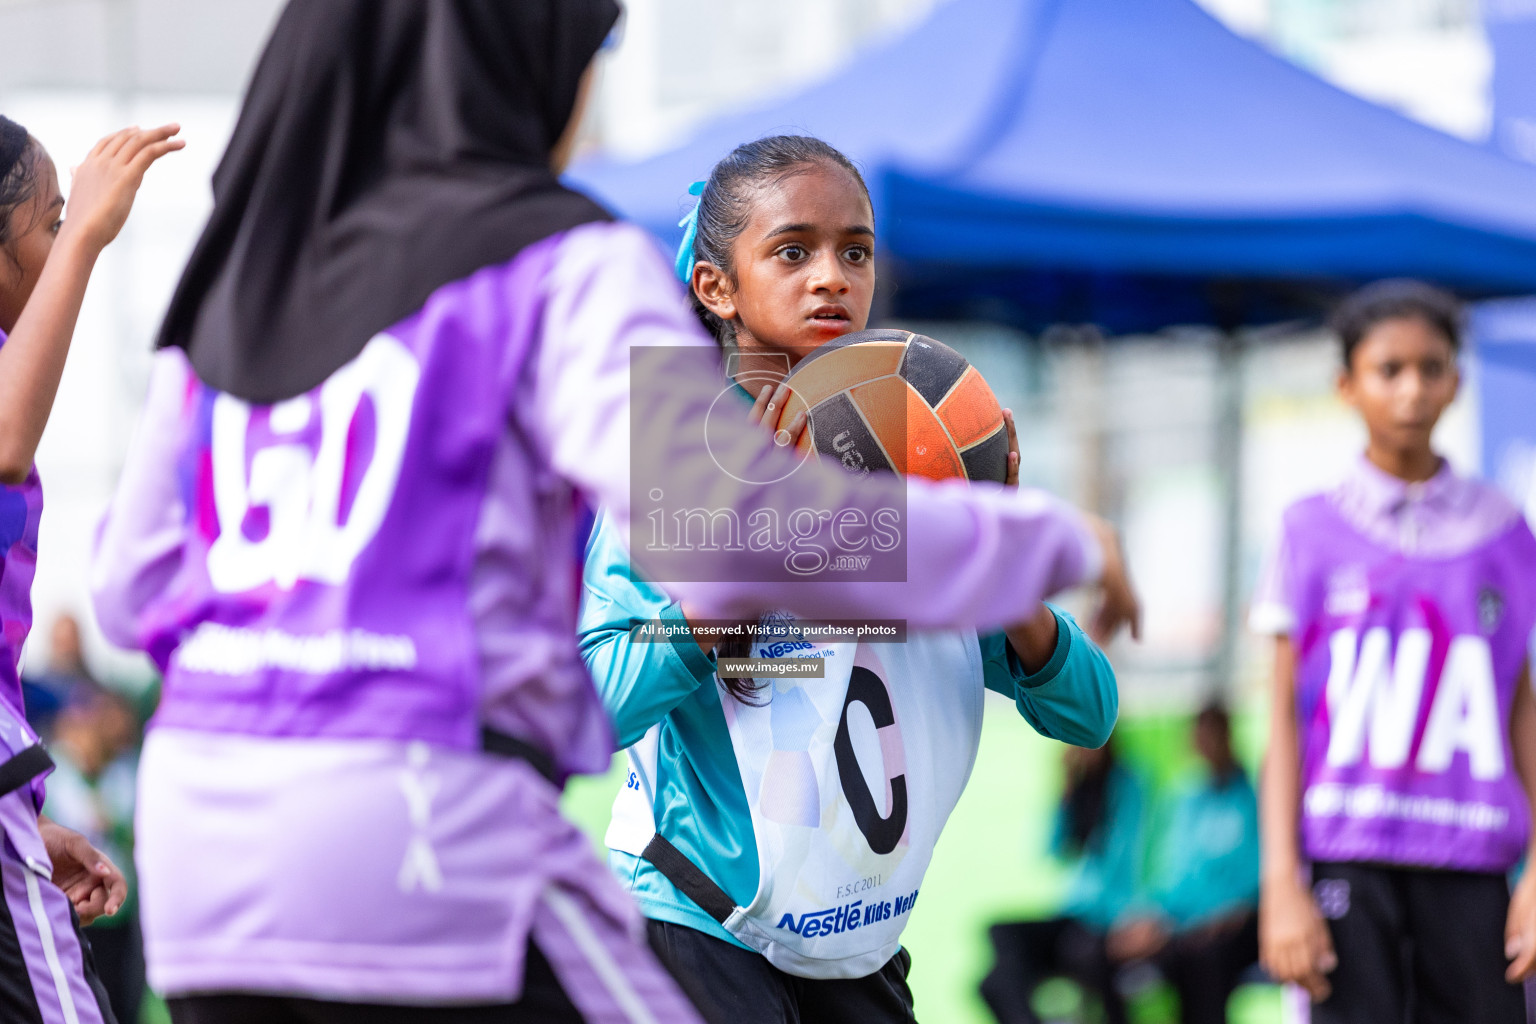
[674,180,707,283]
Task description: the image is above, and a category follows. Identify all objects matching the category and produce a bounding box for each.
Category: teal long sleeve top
[1143,769,1260,930]
[1052,764,1146,932]
[578,514,1120,949]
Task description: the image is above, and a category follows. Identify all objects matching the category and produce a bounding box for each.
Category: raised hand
[60,123,184,253]
[0,123,183,482]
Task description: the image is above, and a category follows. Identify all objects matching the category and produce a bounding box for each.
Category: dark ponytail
[0,117,40,255]
[685,135,870,346]
[716,635,765,704]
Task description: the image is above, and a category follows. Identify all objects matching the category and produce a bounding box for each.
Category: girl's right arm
[1259,634,1336,1001]
[0,126,181,482]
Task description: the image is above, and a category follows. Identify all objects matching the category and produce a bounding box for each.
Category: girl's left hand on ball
[1004,408,1021,487]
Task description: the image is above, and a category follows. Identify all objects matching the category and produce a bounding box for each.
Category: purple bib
[145,238,559,751]
[0,468,41,722]
[1287,495,1536,872]
[0,330,41,720]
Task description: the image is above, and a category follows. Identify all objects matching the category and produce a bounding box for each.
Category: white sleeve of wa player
[1248,528,1297,637]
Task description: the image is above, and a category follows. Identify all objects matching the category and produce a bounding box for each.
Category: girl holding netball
[1253,280,1536,1022]
[90,4,1132,1022]
[0,113,180,1022]
[579,135,1139,1022]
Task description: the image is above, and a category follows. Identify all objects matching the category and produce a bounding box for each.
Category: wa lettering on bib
[1284,496,1536,871]
[607,623,985,979]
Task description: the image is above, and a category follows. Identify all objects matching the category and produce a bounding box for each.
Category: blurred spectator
[49,612,89,678]
[1107,701,1261,1024]
[981,740,1145,1024]
[21,612,95,734]
[42,678,144,1023]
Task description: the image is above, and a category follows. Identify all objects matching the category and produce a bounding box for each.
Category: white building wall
[587,0,941,160]
[1197,0,1491,139]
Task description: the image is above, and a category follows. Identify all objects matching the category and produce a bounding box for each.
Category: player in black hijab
[143,4,709,1023]
[158,0,616,404]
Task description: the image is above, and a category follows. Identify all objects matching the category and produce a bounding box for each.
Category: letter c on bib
[834,666,908,855]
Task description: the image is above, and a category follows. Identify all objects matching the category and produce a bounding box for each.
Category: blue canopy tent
[566,0,1042,251]
[572,0,1536,332]
[1487,1,1536,164]
[570,0,1536,685]
[1474,299,1536,502]
[1475,8,1536,534]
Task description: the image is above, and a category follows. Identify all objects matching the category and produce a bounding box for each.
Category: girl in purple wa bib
[87,3,1117,1022]
[1252,280,1536,1024]
[0,114,180,1024]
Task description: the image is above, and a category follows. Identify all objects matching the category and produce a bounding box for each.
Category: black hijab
[158,0,619,404]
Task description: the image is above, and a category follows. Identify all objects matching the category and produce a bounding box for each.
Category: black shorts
[166,942,584,1024]
[644,918,916,1024]
[1310,861,1525,1024]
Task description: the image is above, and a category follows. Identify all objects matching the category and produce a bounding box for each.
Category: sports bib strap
[480,727,559,787]
[642,833,736,925]
[0,744,52,799]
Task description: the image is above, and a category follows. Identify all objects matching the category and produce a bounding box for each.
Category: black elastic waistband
[480,727,559,787]
[0,744,53,799]
[642,833,737,925]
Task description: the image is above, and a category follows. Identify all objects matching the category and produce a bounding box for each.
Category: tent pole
[1213,328,1245,698]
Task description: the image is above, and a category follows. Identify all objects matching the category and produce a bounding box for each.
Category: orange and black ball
[774,329,1009,484]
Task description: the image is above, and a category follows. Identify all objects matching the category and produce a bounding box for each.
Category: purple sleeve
[531,223,1101,633]
[90,350,193,652]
